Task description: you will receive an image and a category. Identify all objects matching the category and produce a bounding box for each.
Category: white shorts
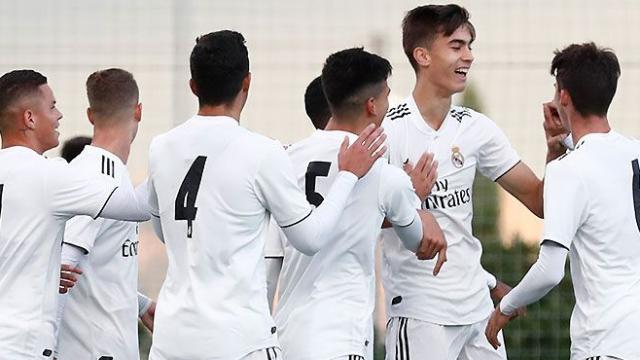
[331,356,366,360]
[385,316,507,360]
[243,347,282,360]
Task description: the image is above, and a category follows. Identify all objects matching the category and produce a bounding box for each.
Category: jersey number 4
[632,159,640,233]
[175,156,207,238]
[305,161,331,206]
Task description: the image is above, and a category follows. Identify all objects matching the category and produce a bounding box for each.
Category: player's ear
[242,72,251,93]
[134,103,142,122]
[559,89,572,108]
[189,79,198,97]
[365,97,376,117]
[23,108,36,130]
[413,47,431,68]
[86,107,95,126]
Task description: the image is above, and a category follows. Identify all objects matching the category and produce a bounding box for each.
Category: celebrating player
[380,5,565,359]
[147,31,385,360]
[274,47,445,360]
[0,69,150,359]
[485,42,640,360]
[55,68,155,359]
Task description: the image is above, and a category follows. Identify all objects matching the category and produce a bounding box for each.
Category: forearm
[392,213,423,253]
[281,171,357,255]
[138,292,152,317]
[265,257,283,312]
[98,176,151,222]
[499,242,567,315]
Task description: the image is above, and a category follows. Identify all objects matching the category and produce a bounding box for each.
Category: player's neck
[197,102,241,122]
[569,115,611,145]
[324,117,370,135]
[412,81,452,131]
[91,126,133,164]
[0,132,47,154]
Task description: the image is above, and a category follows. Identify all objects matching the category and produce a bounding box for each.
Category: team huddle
[0,3,638,360]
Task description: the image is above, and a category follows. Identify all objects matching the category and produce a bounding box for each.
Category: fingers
[355,123,376,144]
[414,152,430,174]
[61,264,83,275]
[403,161,414,174]
[432,246,447,276]
[372,145,387,161]
[369,133,387,155]
[340,136,349,153]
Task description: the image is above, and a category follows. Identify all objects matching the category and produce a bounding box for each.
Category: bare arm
[496,162,544,218]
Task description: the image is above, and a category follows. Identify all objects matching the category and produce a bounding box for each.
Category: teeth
[455,68,469,75]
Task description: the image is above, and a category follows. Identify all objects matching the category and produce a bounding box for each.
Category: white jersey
[542,131,640,360]
[0,146,115,359]
[274,130,419,360]
[57,146,140,360]
[381,96,520,325]
[147,115,315,360]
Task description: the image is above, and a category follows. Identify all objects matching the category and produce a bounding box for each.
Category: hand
[490,281,527,318]
[140,301,156,333]
[415,211,447,276]
[403,152,438,202]
[338,123,386,178]
[59,264,82,294]
[543,102,570,162]
[485,305,513,350]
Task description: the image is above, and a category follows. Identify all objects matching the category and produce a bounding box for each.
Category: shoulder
[385,101,412,122]
[450,106,494,127]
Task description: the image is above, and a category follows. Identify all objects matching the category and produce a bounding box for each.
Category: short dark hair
[190,30,249,107]
[86,68,139,118]
[402,4,476,71]
[61,136,92,162]
[551,43,620,117]
[0,70,48,131]
[321,48,392,118]
[304,76,330,130]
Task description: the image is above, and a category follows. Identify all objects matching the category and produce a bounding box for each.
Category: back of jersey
[275,130,417,360]
[542,131,640,359]
[148,115,301,360]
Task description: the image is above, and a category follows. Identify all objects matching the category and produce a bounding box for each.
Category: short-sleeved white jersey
[380,96,520,325]
[57,146,140,360]
[274,130,419,360]
[147,115,314,360]
[542,131,640,360]
[0,146,115,359]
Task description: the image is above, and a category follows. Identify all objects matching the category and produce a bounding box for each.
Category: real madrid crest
[451,146,464,168]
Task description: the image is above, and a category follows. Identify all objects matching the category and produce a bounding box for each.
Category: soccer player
[274,47,445,360]
[147,31,385,360]
[380,5,566,359]
[0,69,150,359]
[55,68,155,359]
[263,74,332,310]
[485,43,640,360]
[60,136,92,163]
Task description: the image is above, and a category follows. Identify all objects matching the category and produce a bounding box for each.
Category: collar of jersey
[406,95,451,135]
[313,129,358,142]
[0,145,41,157]
[190,115,239,126]
[81,145,126,167]
[574,130,615,148]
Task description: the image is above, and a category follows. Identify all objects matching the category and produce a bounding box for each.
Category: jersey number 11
[175,157,207,238]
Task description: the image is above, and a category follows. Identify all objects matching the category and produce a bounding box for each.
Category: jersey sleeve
[379,165,421,226]
[253,144,313,227]
[541,160,589,249]
[63,215,105,253]
[47,159,117,218]
[476,114,521,181]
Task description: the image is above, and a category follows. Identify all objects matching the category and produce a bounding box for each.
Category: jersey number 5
[305,161,331,206]
[632,159,640,233]
[175,156,207,238]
